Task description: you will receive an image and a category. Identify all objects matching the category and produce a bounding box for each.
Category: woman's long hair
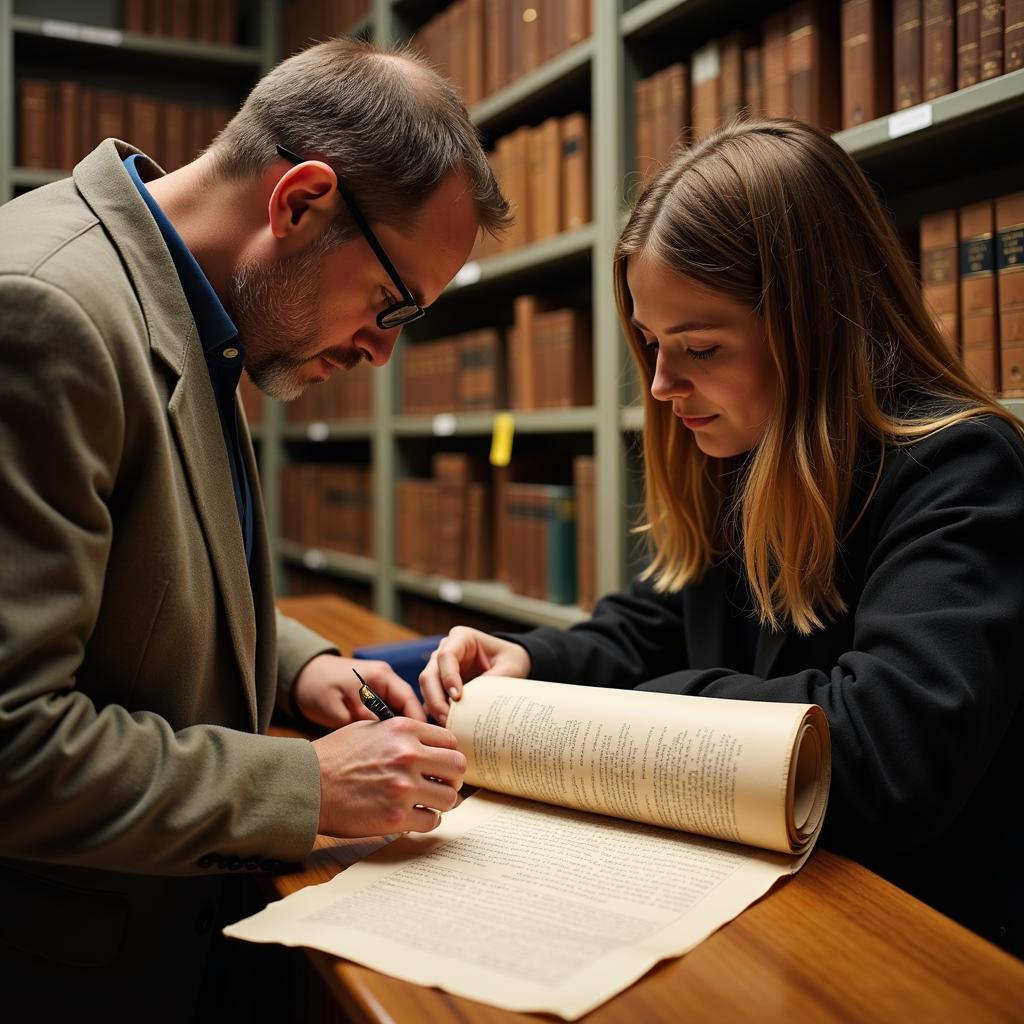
[616,118,1020,635]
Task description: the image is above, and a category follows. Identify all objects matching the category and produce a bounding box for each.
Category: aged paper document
[226,678,830,1019]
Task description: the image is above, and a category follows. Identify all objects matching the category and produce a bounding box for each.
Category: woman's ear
[267,160,338,240]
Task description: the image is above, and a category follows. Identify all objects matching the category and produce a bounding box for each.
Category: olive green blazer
[0,140,331,1018]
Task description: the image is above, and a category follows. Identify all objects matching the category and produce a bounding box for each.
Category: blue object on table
[352,635,445,700]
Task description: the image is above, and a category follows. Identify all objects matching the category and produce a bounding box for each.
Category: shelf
[12,15,263,66]
[621,405,644,432]
[445,223,595,296]
[281,420,375,442]
[279,540,377,582]
[11,166,66,188]
[470,37,593,133]
[393,570,588,629]
[393,406,598,438]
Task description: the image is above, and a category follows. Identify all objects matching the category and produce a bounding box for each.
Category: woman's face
[626,256,778,458]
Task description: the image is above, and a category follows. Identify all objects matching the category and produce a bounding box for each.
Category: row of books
[282,360,375,424]
[920,190,1024,396]
[472,112,590,260]
[394,453,596,609]
[281,462,374,557]
[281,0,372,56]
[121,0,238,43]
[634,0,1024,180]
[412,0,591,109]
[401,301,590,415]
[16,79,233,172]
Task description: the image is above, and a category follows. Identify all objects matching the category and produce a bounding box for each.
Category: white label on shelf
[438,581,463,604]
[41,20,123,46]
[887,104,933,140]
[306,421,329,441]
[302,548,327,571]
[432,413,456,436]
[453,262,481,287]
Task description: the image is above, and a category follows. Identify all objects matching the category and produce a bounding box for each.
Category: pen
[354,668,397,720]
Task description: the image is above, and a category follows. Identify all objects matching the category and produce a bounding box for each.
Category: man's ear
[267,160,338,241]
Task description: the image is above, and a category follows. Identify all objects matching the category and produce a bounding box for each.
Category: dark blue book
[352,635,445,699]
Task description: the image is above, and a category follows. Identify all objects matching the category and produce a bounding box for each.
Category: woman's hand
[419,627,531,725]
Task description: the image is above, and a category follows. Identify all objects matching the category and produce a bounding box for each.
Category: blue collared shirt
[125,154,254,566]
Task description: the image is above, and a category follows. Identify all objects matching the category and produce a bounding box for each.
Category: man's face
[232,169,480,401]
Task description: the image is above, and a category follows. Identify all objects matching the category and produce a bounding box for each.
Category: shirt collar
[123,154,238,354]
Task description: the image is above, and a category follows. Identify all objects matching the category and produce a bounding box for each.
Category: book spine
[894,0,924,108]
[545,486,577,605]
[719,33,747,125]
[743,44,764,116]
[634,76,654,184]
[980,0,1006,78]
[920,209,961,357]
[567,0,589,44]
[664,64,690,158]
[18,80,53,169]
[996,192,1024,395]
[960,200,1000,392]
[465,0,485,107]
[485,0,509,96]
[560,112,591,232]
[1008,0,1024,69]
[763,13,792,117]
[957,0,982,87]
[691,41,721,140]
[573,456,596,612]
[923,0,956,98]
[53,81,81,171]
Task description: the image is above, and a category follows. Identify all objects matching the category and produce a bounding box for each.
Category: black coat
[512,415,1024,956]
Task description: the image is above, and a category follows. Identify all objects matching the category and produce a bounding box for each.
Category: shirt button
[222,346,239,359]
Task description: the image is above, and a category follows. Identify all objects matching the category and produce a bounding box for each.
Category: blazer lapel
[74,141,258,728]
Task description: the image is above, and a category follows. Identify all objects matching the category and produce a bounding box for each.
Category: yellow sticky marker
[490,412,515,467]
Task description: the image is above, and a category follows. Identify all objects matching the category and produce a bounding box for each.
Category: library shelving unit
[6,0,1024,633]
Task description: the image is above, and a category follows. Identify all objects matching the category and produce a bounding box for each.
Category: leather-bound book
[920,209,960,357]
[567,0,590,44]
[161,100,188,171]
[128,95,161,160]
[527,117,561,242]
[959,200,1000,392]
[980,0,1005,78]
[464,0,485,107]
[507,0,524,81]
[664,62,690,157]
[485,0,509,97]
[520,0,541,76]
[719,32,749,124]
[787,0,841,130]
[744,44,764,116]
[560,112,591,231]
[691,41,720,139]
[996,192,1024,396]
[894,0,923,107]
[18,80,53,169]
[635,74,655,185]
[842,0,894,127]
[763,12,791,117]
[122,0,146,33]
[96,90,127,144]
[1007,0,1024,69]
[168,0,191,39]
[957,0,982,87]
[214,0,238,44]
[923,0,955,98]
[54,81,81,171]
[573,455,596,612]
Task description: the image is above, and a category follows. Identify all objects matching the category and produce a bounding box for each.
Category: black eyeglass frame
[276,144,425,330]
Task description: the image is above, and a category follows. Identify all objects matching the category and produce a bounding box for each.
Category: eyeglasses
[276,144,425,330]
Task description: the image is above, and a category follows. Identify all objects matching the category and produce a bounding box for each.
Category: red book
[957,0,982,87]
[842,0,894,127]
[923,0,956,99]
[980,0,1005,78]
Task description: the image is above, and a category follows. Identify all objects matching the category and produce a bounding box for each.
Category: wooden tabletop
[272,595,1024,1023]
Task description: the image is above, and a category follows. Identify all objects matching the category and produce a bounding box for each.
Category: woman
[420,120,1024,955]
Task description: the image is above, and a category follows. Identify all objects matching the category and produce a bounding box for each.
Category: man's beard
[228,238,362,402]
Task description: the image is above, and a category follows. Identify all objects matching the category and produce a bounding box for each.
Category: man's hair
[207,36,510,242]
[616,118,1022,635]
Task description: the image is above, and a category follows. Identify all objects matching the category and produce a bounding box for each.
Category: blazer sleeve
[275,609,341,711]
[0,277,321,875]
[525,419,1024,848]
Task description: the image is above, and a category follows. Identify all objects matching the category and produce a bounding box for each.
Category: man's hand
[291,654,425,729]
[419,627,531,726]
[312,718,466,837]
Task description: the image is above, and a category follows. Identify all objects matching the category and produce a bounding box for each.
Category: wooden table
[271,595,1024,1023]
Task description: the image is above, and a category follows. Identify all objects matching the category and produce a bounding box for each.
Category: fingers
[404,806,443,833]
[351,661,427,722]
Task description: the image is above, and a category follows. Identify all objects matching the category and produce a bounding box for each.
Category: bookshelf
[5,0,1024,634]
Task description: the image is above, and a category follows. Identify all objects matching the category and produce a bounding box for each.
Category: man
[0,37,509,1019]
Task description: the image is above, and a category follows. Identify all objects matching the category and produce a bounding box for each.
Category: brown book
[957,0,982,87]
[123,0,147,32]
[465,0,486,106]
[691,40,721,140]
[485,0,509,96]
[497,126,531,250]
[959,200,1000,392]
[18,80,53,169]
[450,1,468,96]
[463,481,492,581]
[663,63,690,158]
[981,0,1006,77]
[719,33,748,124]
[128,95,162,160]
[79,87,98,160]
[744,45,764,116]
[996,192,1024,395]
[186,105,208,161]
[532,308,592,408]
[894,0,924,107]
[520,0,542,76]
[168,0,191,38]
[433,452,474,580]
[507,0,525,81]
[1008,0,1024,69]
[161,100,189,171]
[842,0,894,127]
[923,0,956,98]
[96,90,127,144]
[214,0,238,44]
[573,455,596,612]
[512,294,540,409]
[148,0,171,35]
[649,67,670,168]
[635,75,656,185]
[763,13,792,117]
[567,0,590,44]
[194,0,218,43]
[788,0,842,131]
[53,81,81,172]
[560,112,591,231]
[920,209,960,356]
[531,117,562,242]
[542,0,568,61]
